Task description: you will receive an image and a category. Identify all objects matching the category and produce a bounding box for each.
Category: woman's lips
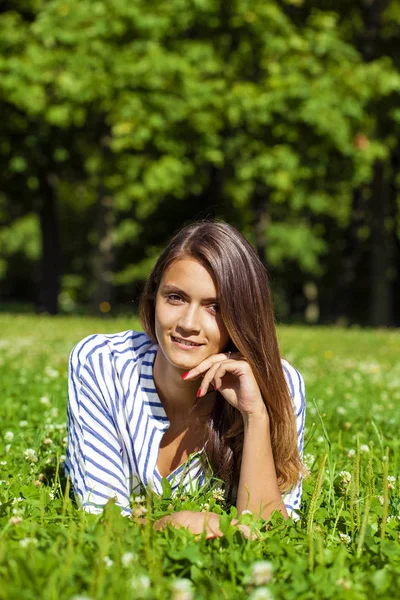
[171,335,204,350]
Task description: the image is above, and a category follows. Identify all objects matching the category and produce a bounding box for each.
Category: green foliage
[0,317,399,598]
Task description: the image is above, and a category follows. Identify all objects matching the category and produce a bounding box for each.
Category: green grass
[0,315,399,600]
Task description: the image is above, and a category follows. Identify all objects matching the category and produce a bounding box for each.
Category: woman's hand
[153,510,253,540]
[183,352,268,419]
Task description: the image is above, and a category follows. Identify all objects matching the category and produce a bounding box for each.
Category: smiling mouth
[171,335,203,347]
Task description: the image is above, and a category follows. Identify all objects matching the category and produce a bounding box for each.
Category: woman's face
[154,257,230,372]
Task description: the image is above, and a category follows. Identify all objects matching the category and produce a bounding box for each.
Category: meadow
[0,314,399,600]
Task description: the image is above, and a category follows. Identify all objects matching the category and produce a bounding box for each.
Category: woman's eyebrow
[161,284,219,303]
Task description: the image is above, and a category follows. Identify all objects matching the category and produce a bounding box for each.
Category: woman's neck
[153,351,215,422]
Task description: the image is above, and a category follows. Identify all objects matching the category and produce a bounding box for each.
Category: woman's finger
[184,352,241,381]
[196,361,223,397]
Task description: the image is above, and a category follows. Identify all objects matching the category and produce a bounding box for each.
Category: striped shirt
[65,330,306,517]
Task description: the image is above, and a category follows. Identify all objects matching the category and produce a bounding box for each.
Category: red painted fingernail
[181,372,190,379]
[196,388,202,397]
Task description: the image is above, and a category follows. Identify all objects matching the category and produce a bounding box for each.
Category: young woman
[65,221,306,536]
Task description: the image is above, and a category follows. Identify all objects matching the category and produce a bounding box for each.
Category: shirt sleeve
[65,336,132,516]
[281,362,306,519]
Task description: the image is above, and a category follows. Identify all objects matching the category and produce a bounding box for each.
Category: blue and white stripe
[65,330,305,517]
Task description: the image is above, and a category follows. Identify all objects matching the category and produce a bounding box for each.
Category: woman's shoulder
[70,330,154,369]
[281,358,306,413]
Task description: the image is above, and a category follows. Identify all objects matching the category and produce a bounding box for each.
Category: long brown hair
[140,220,304,491]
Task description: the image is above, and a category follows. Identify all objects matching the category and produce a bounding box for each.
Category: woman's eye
[167,294,182,303]
[209,303,219,314]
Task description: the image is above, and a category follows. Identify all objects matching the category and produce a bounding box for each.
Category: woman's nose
[177,305,201,333]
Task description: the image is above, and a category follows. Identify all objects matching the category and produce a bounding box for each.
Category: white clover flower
[45,366,59,379]
[103,556,113,568]
[386,516,400,524]
[43,437,52,445]
[249,561,273,586]
[134,495,146,504]
[121,552,135,567]
[249,588,274,600]
[50,408,59,418]
[200,503,210,512]
[377,495,384,505]
[19,420,28,428]
[132,505,147,518]
[9,516,22,525]
[60,455,66,463]
[47,424,55,432]
[241,509,253,516]
[62,436,68,446]
[336,578,351,590]
[0,461,7,466]
[339,471,352,486]
[19,537,38,548]
[5,444,11,453]
[387,476,396,483]
[360,445,369,453]
[24,448,38,464]
[211,487,225,502]
[337,407,346,415]
[130,575,151,597]
[4,431,14,442]
[40,396,50,405]
[12,497,23,504]
[317,436,325,444]
[347,449,355,458]
[171,578,193,600]
[304,454,315,468]
[339,533,351,544]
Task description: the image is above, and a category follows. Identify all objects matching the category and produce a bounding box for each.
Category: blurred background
[0,0,399,326]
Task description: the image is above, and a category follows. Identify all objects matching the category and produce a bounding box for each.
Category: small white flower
[50,408,59,418]
[360,445,369,453]
[45,366,59,379]
[200,503,210,512]
[40,396,50,405]
[337,407,346,415]
[336,578,351,590]
[60,455,66,462]
[12,497,23,504]
[347,449,355,458]
[241,509,253,516]
[130,575,151,597]
[249,588,274,600]
[386,515,400,523]
[0,461,7,466]
[249,561,273,586]
[134,495,146,504]
[9,516,22,525]
[339,471,352,486]
[377,495,384,505]
[19,420,28,428]
[132,505,147,518]
[304,454,315,468]
[121,552,135,567]
[24,448,38,464]
[339,533,351,544]
[171,578,193,600]
[211,487,225,502]
[5,444,11,453]
[317,436,325,443]
[387,476,396,483]
[4,431,14,442]
[62,436,68,446]
[19,537,38,548]
[103,555,113,568]
[43,437,52,445]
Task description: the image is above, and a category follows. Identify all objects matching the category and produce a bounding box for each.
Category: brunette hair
[140,220,304,491]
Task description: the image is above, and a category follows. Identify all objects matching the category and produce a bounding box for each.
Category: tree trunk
[91,188,115,315]
[37,173,60,315]
[369,161,393,326]
[252,192,269,267]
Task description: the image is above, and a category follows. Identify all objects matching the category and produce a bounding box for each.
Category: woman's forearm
[236,410,288,520]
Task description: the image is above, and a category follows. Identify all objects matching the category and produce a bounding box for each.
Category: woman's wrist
[242,405,270,429]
